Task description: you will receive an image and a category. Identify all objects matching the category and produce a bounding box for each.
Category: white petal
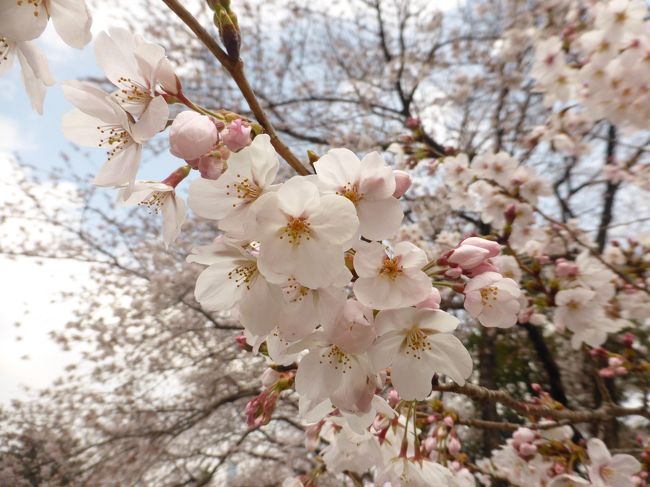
[92,143,141,190]
[94,30,140,86]
[228,134,279,188]
[161,194,186,247]
[309,194,359,245]
[356,197,403,240]
[314,148,361,190]
[391,354,435,400]
[352,241,385,277]
[426,334,473,385]
[417,309,460,333]
[358,151,395,198]
[48,0,92,49]
[194,259,248,311]
[0,3,47,42]
[61,110,104,146]
[130,95,168,142]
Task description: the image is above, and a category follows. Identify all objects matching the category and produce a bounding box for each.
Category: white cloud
[0,115,34,152]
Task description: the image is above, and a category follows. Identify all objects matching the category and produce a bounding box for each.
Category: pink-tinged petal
[133,42,165,86]
[587,438,612,465]
[417,309,460,333]
[0,42,16,76]
[478,298,520,328]
[194,259,248,311]
[464,271,502,293]
[356,197,403,240]
[353,276,395,309]
[463,292,484,318]
[161,194,186,247]
[314,148,361,190]
[393,272,432,306]
[309,194,359,245]
[358,151,395,199]
[155,57,180,94]
[94,31,140,87]
[369,331,403,369]
[61,81,118,121]
[426,334,472,385]
[228,134,279,188]
[353,241,386,277]
[250,192,287,240]
[375,309,416,335]
[276,177,321,216]
[0,3,47,42]
[188,176,238,221]
[294,242,349,289]
[394,241,428,268]
[131,95,168,142]
[61,109,104,147]
[92,143,141,189]
[609,454,641,475]
[448,245,490,269]
[239,278,282,337]
[295,350,336,402]
[495,277,521,297]
[186,240,246,266]
[391,354,435,400]
[48,0,92,49]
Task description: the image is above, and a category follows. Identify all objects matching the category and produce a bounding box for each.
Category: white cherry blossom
[353,241,431,310]
[61,81,168,194]
[188,238,283,336]
[252,176,359,289]
[314,148,403,240]
[371,308,472,400]
[118,181,186,247]
[586,438,641,487]
[95,28,179,119]
[189,134,279,234]
[464,271,521,328]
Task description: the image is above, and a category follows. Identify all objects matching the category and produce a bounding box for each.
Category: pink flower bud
[555,259,579,278]
[415,287,441,310]
[392,170,412,198]
[235,334,248,349]
[513,427,536,445]
[222,119,252,152]
[447,437,461,456]
[423,436,437,453]
[615,366,628,376]
[443,416,455,428]
[387,389,401,407]
[519,443,538,457]
[170,111,219,160]
[608,357,624,368]
[599,368,615,378]
[623,332,635,347]
[448,237,501,271]
[553,463,565,475]
[445,267,463,278]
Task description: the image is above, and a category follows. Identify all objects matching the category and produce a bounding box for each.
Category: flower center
[480,286,499,307]
[402,327,432,360]
[227,262,257,290]
[139,191,170,213]
[282,278,310,304]
[114,77,152,107]
[599,465,615,481]
[380,256,403,280]
[280,217,311,246]
[225,174,261,205]
[321,345,352,372]
[337,182,363,206]
[97,124,133,159]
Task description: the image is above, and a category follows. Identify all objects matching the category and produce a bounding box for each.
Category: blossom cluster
[531,0,650,130]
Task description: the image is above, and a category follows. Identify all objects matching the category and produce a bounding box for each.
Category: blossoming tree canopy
[2,0,650,485]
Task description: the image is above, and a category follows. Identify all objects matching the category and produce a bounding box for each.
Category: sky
[0,5,170,403]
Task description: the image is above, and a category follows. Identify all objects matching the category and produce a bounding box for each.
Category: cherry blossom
[252,176,359,289]
[95,28,179,119]
[188,238,282,336]
[188,134,279,234]
[314,148,404,240]
[586,438,641,487]
[371,308,472,399]
[0,0,91,48]
[353,241,432,310]
[463,271,521,328]
[118,181,186,247]
[61,81,168,193]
